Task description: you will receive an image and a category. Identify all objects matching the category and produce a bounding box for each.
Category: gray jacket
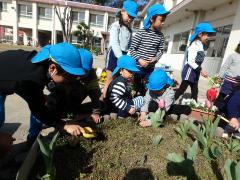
[219,53,240,78]
[141,88,175,112]
[108,21,132,58]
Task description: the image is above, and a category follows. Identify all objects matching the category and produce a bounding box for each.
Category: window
[108,16,115,29]
[171,31,190,53]
[164,36,170,52]
[90,14,104,27]
[205,25,232,58]
[38,7,52,20]
[19,4,32,17]
[0,2,7,12]
[72,11,85,23]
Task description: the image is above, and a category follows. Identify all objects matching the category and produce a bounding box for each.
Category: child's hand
[129,107,136,115]
[148,57,157,63]
[200,69,208,78]
[91,113,101,123]
[138,112,146,122]
[64,124,85,136]
[229,118,240,130]
[138,59,149,68]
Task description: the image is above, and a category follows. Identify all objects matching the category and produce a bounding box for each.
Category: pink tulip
[205,99,213,109]
[158,99,165,109]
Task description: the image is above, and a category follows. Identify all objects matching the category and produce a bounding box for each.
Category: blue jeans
[0,94,42,141]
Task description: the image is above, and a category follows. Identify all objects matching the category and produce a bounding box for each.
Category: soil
[29,118,240,180]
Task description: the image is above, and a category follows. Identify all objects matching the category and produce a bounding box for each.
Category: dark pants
[134,68,154,96]
[175,80,198,101]
[148,100,192,116]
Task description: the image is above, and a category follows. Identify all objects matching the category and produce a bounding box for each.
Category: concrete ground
[0,44,210,179]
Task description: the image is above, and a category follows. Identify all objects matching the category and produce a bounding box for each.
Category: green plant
[152,135,163,145]
[146,109,165,128]
[37,132,59,180]
[167,140,199,179]
[225,136,240,153]
[175,120,191,141]
[224,159,240,180]
[190,116,222,160]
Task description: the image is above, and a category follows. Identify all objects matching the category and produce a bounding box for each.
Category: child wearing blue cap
[102,0,138,99]
[129,3,169,96]
[0,42,87,147]
[214,42,240,112]
[106,55,145,118]
[57,48,102,123]
[175,22,216,101]
[139,69,191,127]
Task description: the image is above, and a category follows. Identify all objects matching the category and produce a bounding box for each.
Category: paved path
[0,44,210,179]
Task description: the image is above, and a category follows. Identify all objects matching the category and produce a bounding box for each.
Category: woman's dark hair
[235,43,240,54]
[116,9,132,32]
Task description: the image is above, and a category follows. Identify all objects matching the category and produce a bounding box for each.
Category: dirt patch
[30,118,239,180]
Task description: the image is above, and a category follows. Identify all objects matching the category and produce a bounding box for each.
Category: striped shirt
[129,29,165,66]
[107,76,132,112]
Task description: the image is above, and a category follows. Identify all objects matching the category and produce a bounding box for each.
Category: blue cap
[32,42,85,76]
[123,0,138,18]
[146,69,173,90]
[189,22,216,42]
[78,48,93,71]
[143,4,169,29]
[112,55,140,76]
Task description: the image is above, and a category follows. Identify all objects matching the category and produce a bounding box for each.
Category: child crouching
[139,69,191,127]
[106,55,145,118]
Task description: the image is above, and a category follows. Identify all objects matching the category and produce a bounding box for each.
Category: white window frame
[90,14,104,27]
[19,4,32,18]
[0,2,7,12]
[38,7,52,20]
[72,11,85,23]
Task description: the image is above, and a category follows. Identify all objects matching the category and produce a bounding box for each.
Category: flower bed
[27,119,240,180]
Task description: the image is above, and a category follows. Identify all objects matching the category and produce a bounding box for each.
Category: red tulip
[206,88,218,102]
[158,99,165,109]
[205,99,213,109]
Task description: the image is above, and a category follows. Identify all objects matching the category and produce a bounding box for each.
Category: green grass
[30,118,240,180]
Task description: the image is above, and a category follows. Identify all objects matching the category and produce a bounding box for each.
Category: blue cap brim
[61,65,85,76]
[112,67,120,77]
[31,45,52,63]
[112,66,140,77]
[146,83,165,91]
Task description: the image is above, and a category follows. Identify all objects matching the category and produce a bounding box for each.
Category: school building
[0,0,239,75]
[159,0,240,76]
[0,0,121,53]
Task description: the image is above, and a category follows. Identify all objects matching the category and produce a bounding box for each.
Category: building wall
[157,0,239,75]
[0,0,116,45]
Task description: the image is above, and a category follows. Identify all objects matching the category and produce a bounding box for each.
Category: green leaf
[209,116,220,140]
[187,140,199,161]
[152,135,163,145]
[210,144,222,158]
[236,162,240,180]
[167,153,185,163]
[49,132,59,151]
[224,159,235,180]
[37,137,50,158]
